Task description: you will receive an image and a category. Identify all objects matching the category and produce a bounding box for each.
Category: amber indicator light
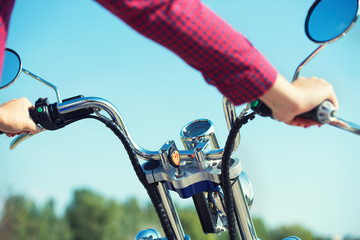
[171,150,180,167]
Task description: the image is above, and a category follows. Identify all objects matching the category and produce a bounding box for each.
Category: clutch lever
[10,127,46,150]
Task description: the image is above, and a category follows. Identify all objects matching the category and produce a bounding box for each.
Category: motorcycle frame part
[135,229,192,240]
[180,120,233,235]
[222,97,250,151]
[180,115,240,237]
[231,178,257,240]
[143,134,243,236]
[144,139,243,198]
[238,172,254,210]
[192,190,228,234]
[135,228,162,240]
[150,158,240,195]
[156,182,186,240]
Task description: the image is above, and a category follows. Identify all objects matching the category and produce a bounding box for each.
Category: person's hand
[260,74,338,127]
[0,97,41,136]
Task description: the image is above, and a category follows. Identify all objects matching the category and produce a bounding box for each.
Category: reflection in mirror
[306,0,359,43]
[0,48,22,90]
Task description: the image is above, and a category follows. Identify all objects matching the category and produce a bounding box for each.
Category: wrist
[0,106,6,131]
[259,74,302,118]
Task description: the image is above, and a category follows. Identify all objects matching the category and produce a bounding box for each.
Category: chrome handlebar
[11,96,244,162]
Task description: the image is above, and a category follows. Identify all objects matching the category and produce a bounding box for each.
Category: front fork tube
[156,182,190,240]
[232,177,257,240]
[154,179,255,240]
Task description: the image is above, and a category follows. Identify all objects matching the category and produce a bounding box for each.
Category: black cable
[76,115,177,240]
[221,112,255,240]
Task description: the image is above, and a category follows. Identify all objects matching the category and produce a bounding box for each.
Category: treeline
[0,189,357,240]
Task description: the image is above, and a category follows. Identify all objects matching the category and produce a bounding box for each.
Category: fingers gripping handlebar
[0,99,56,135]
[6,96,94,149]
[251,99,337,124]
[0,96,94,135]
[30,96,95,130]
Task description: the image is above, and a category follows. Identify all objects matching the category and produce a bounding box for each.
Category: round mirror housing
[305,0,359,44]
[0,48,22,90]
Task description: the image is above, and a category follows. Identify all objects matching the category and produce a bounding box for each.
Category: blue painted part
[282,237,302,240]
[166,180,219,198]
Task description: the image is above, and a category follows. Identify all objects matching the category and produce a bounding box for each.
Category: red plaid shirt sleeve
[96,0,277,105]
[0,0,15,79]
[1,0,277,105]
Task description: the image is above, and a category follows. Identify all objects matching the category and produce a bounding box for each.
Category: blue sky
[1,0,360,238]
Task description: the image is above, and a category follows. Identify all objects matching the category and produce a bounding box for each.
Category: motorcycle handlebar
[57,96,227,161]
[9,96,228,161]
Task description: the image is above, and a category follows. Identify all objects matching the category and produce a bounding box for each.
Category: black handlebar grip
[29,107,40,125]
[250,100,273,117]
[251,99,337,124]
[298,100,337,124]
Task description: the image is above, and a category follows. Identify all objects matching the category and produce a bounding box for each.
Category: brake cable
[221,112,256,240]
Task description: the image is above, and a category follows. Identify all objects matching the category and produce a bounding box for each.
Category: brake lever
[10,127,46,150]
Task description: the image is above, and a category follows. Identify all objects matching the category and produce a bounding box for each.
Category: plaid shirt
[0,0,15,81]
[1,0,277,105]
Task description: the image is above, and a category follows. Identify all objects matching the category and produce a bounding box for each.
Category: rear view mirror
[293,0,359,81]
[0,48,22,90]
[305,0,359,43]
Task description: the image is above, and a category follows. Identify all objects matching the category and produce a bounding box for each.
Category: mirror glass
[0,48,22,90]
[305,0,359,43]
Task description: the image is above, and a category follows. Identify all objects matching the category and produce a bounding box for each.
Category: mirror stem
[292,44,327,82]
[22,68,62,103]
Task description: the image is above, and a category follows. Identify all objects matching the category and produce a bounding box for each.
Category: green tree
[0,195,37,240]
[103,197,145,240]
[2,189,338,240]
[0,195,71,240]
[37,200,72,240]
[253,217,271,240]
[66,189,113,240]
